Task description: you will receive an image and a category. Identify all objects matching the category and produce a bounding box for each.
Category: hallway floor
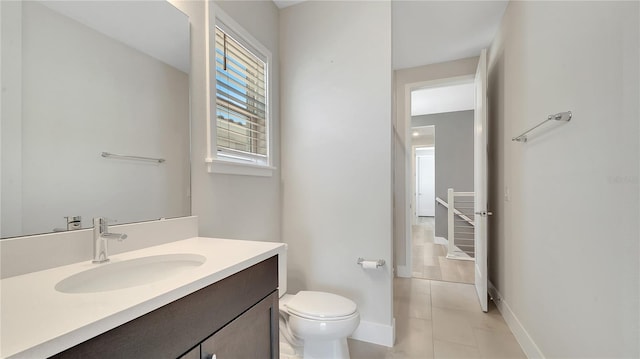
[348,277,526,358]
[412,217,474,284]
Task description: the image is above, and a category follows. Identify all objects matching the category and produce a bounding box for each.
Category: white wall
[2,2,190,237]
[280,1,394,346]
[488,1,639,357]
[172,0,282,243]
[393,57,478,275]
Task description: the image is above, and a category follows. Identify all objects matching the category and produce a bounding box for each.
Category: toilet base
[303,338,350,359]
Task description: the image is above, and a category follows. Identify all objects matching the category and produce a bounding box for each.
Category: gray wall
[412,110,474,239]
[280,1,394,345]
[487,1,638,357]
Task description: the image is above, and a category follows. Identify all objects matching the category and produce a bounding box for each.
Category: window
[208,15,273,176]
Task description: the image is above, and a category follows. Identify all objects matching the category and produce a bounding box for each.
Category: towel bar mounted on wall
[512,111,572,143]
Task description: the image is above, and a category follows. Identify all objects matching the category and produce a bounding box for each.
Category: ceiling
[393,1,508,69]
[412,125,434,137]
[42,1,189,73]
[412,125,435,145]
[273,0,305,9]
[273,1,508,69]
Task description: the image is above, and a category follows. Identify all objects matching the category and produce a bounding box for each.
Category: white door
[474,49,489,312]
[416,150,435,216]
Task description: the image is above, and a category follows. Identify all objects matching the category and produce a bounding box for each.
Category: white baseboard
[445,253,474,261]
[488,281,545,359]
[396,265,411,278]
[350,318,395,347]
[434,236,448,245]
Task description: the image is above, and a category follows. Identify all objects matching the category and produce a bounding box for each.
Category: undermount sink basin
[55,253,206,294]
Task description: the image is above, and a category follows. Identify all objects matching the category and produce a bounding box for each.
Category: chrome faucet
[92,217,127,263]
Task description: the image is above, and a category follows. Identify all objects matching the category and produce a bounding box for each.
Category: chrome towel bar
[512,111,572,143]
[101,152,165,163]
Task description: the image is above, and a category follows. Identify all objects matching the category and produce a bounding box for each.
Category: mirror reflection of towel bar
[101,152,165,163]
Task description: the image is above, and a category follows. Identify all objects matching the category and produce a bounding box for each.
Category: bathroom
[2,1,639,358]
[2,0,390,357]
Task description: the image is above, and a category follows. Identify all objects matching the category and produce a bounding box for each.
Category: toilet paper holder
[357,258,385,268]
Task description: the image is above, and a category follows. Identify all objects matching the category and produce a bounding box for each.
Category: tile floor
[348,277,527,359]
[412,218,474,284]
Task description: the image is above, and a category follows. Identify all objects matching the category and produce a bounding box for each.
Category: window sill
[206,158,275,177]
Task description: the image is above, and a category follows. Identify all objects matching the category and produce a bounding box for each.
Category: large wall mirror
[1,1,191,238]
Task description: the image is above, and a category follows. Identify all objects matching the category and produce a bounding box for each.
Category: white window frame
[206,5,275,177]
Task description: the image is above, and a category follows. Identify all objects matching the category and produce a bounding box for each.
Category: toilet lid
[286,291,357,320]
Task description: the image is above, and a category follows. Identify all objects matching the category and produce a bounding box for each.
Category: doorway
[401,50,490,312]
[407,77,476,285]
[414,134,435,218]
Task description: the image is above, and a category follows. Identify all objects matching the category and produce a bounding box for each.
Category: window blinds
[214,26,267,159]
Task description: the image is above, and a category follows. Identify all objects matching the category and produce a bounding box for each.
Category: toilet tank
[278,244,288,298]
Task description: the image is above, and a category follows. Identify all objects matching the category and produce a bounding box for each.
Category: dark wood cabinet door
[200,292,279,359]
[179,346,200,359]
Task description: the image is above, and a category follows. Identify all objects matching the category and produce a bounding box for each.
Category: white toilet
[277,250,360,359]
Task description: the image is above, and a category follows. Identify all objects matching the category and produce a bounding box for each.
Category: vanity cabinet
[198,292,278,359]
[180,347,200,359]
[51,256,279,359]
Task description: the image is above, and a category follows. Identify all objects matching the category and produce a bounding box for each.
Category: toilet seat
[285,291,357,321]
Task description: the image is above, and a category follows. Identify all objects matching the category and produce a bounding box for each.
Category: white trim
[206,158,275,177]
[204,0,212,171]
[434,236,448,246]
[396,265,411,278]
[411,75,475,92]
[404,88,413,280]
[488,281,545,359]
[217,149,268,165]
[350,318,395,348]
[445,251,473,261]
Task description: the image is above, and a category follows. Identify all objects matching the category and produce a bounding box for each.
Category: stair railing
[436,188,475,261]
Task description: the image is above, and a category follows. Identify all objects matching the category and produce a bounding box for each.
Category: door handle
[474,211,493,217]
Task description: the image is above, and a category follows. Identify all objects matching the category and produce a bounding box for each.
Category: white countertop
[0,237,285,358]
